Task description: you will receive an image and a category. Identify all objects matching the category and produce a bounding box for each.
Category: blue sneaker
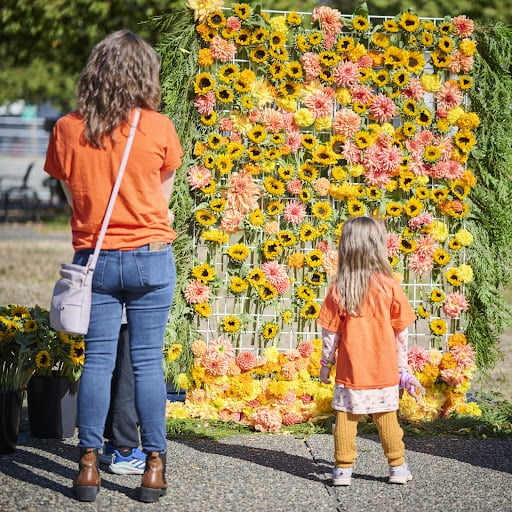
[99,441,116,465]
[109,447,147,475]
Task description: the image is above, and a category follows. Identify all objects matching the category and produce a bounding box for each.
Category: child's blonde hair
[336,216,393,316]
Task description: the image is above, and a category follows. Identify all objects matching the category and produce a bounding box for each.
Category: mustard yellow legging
[334,410,405,468]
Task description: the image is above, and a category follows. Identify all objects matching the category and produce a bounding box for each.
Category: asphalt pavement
[0,425,510,512]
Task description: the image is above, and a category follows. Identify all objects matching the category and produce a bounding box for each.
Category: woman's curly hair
[77,30,161,148]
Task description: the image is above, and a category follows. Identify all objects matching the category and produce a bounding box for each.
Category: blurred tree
[0,0,182,111]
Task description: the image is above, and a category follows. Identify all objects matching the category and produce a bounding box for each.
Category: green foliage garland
[152,8,200,385]
[466,21,512,373]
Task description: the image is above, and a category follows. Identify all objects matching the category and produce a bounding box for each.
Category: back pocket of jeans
[133,249,172,288]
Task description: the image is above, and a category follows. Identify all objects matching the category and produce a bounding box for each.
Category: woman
[44,30,183,503]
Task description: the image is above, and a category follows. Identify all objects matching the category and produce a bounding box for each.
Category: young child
[317,216,424,487]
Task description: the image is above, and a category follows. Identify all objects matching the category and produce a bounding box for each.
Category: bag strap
[87,108,140,271]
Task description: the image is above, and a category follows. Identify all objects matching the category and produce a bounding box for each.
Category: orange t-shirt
[317,273,416,390]
[44,108,183,250]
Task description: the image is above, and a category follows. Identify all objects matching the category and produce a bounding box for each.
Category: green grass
[166,392,512,440]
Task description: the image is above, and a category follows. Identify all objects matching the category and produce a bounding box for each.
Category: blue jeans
[74,244,175,453]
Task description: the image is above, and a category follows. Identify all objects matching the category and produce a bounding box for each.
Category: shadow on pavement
[175,437,331,483]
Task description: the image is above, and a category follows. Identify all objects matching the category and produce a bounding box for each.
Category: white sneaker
[332,466,352,486]
[389,463,413,484]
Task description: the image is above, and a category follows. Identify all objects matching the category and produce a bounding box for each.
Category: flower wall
[166,2,482,428]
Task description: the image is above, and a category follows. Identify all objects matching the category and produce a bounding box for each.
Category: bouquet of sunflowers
[0,304,84,391]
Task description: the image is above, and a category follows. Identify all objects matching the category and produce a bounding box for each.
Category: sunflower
[319,68,335,84]
[199,180,216,196]
[263,177,285,196]
[445,268,463,286]
[373,69,389,87]
[413,186,429,200]
[433,248,451,266]
[258,282,278,301]
[269,62,287,80]
[200,112,217,126]
[399,238,417,253]
[402,99,418,117]
[383,46,405,68]
[421,31,434,46]
[404,196,423,217]
[308,32,323,46]
[35,350,52,368]
[261,322,279,340]
[249,46,268,64]
[194,302,212,318]
[227,243,250,262]
[276,230,297,247]
[392,70,410,88]
[248,125,267,144]
[347,199,366,217]
[247,146,264,162]
[194,72,216,94]
[206,11,226,29]
[297,163,317,182]
[226,276,249,296]
[305,249,323,268]
[416,107,432,126]
[247,268,265,287]
[438,36,454,53]
[318,51,340,67]
[282,310,294,324]
[458,75,473,90]
[364,186,381,201]
[311,201,332,220]
[311,145,337,166]
[267,201,284,216]
[233,3,251,19]
[448,237,463,251]
[454,130,477,153]
[336,36,355,53]
[450,180,470,200]
[262,239,283,259]
[191,263,216,284]
[372,32,390,49]
[429,319,447,336]
[196,24,216,43]
[247,209,265,227]
[201,229,229,245]
[279,80,301,99]
[301,133,318,150]
[383,19,400,33]
[215,155,233,175]
[195,209,217,227]
[405,50,425,73]
[270,133,285,146]
[286,11,302,26]
[399,12,420,32]
[299,223,318,242]
[295,34,311,52]
[417,304,430,318]
[430,50,450,68]
[295,285,314,301]
[235,28,252,46]
[218,63,240,83]
[286,61,303,80]
[234,69,256,92]
[252,26,268,44]
[305,272,325,287]
[424,144,442,163]
[300,301,320,319]
[430,189,449,203]
[352,15,370,31]
[331,166,347,181]
[354,131,373,149]
[430,288,446,303]
[221,315,240,333]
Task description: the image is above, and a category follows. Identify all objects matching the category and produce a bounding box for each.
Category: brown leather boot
[73,448,100,502]
[137,451,168,503]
